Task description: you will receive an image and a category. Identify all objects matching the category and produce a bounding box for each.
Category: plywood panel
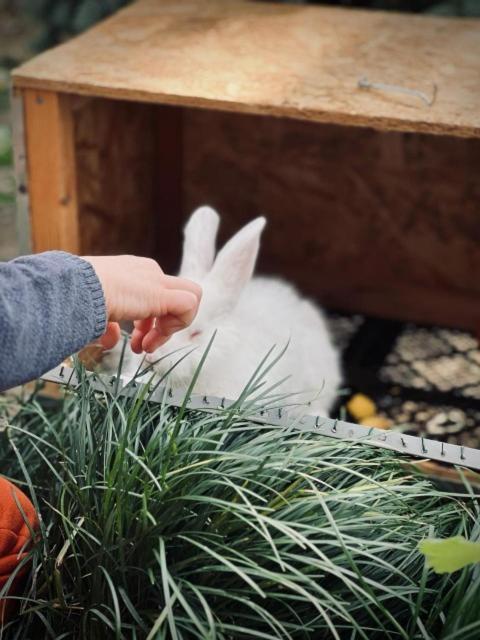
[73,98,182,265]
[155,106,184,273]
[12,0,480,138]
[182,109,480,329]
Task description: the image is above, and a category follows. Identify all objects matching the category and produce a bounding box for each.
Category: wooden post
[22,89,80,253]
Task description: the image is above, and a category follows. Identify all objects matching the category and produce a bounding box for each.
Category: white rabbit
[105,206,342,415]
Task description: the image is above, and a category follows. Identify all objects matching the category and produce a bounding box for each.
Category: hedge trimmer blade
[41,365,480,472]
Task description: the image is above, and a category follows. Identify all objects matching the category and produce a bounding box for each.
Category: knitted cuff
[58,253,107,340]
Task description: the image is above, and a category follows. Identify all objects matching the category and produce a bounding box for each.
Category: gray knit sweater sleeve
[0,251,106,391]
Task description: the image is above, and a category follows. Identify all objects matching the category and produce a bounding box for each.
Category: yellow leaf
[418,536,480,574]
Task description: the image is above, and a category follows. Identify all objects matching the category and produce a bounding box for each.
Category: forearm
[0,252,106,391]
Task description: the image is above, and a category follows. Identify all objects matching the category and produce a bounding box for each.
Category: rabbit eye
[190,330,202,340]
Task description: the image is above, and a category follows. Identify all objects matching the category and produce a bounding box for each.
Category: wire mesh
[328,313,480,449]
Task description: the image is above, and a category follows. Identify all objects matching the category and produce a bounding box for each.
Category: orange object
[347,394,377,421]
[0,477,39,623]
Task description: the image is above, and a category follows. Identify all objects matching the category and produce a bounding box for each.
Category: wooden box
[11,0,480,330]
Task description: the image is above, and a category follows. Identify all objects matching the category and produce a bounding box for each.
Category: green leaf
[418,536,480,574]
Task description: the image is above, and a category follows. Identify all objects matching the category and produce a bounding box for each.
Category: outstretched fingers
[131,318,154,354]
[132,289,199,353]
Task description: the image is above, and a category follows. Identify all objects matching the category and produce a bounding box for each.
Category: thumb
[98,322,122,350]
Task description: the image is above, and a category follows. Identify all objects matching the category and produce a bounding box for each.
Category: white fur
[107,206,342,415]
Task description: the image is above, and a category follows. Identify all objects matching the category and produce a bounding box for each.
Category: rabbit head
[144,206,266,389]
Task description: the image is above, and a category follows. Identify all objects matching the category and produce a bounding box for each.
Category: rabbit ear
[179,206,220,279]
[208,217,266,305]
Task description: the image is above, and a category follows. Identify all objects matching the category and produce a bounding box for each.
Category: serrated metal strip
[41,365,480,472]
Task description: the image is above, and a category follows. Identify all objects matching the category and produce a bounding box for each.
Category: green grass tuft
[0,357,478,639]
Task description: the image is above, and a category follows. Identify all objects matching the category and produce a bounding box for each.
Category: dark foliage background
[0,0,478,53]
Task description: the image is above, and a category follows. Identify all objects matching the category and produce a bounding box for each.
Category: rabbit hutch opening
[11,0,480,478]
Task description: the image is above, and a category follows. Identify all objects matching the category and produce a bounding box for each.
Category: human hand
[83,256,201,353]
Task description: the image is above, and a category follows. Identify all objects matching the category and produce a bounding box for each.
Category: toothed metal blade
[40,365,480,473]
